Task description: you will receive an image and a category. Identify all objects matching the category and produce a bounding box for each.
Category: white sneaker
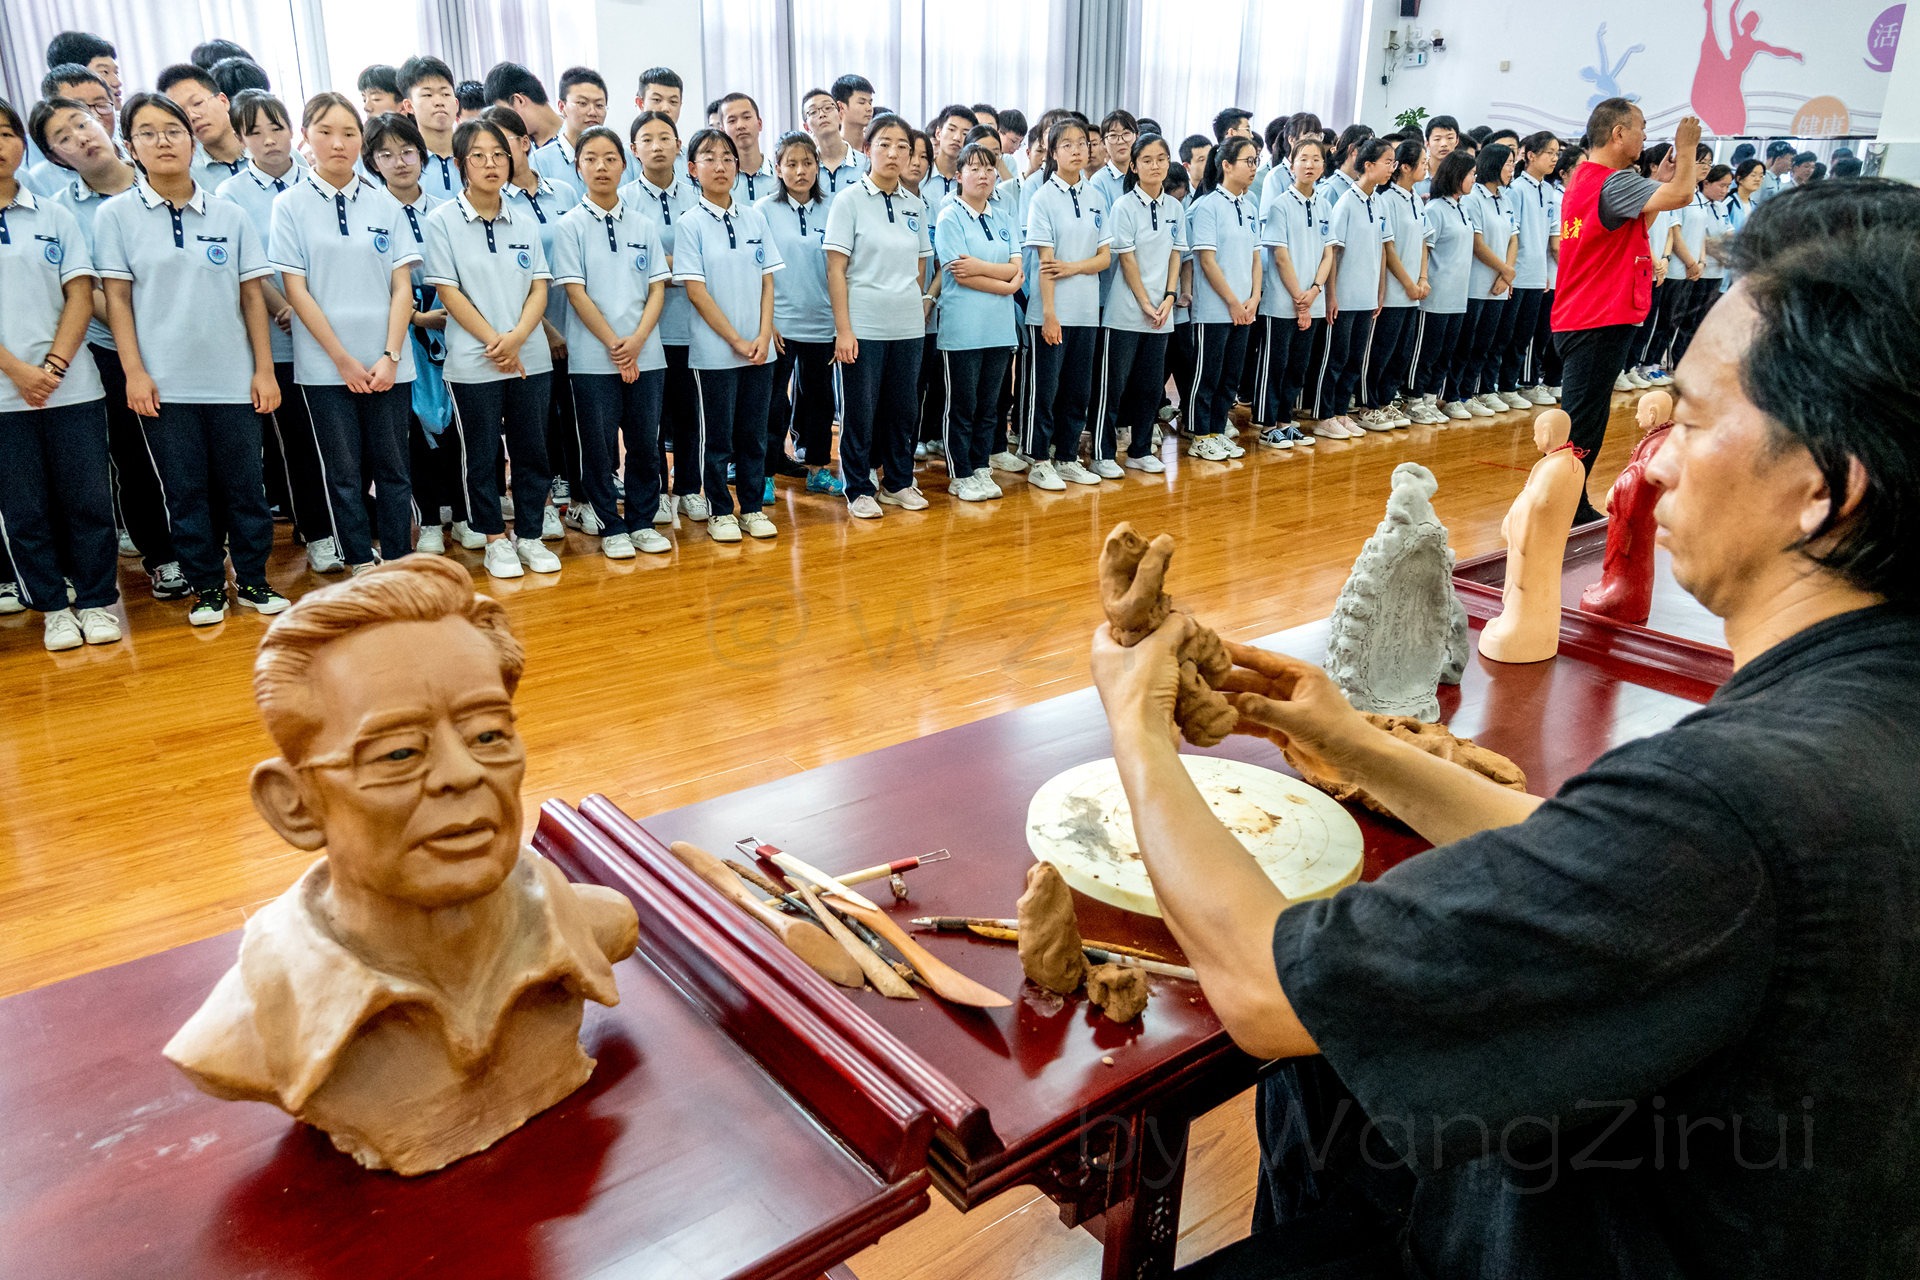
[1414,402,1449,425]
[540,505,565,541]
[1124,454,1166,473]
[913,441,929,461]
[77,606,122,645]
[1613,372,1635,392]
[0,582,22,614]
[848,494,884,519]
[1464,397,1496,418]
[1056,460,1101,485]
[1091,459,1125,479]
[564,502,605,534]
[1309,421,1346,439]
[878,484,929,510]
[1546,385,1562,399]
[1500,390,1532,410]
[654,495,675,525]
[1357,409,1396,432]
[1187,435,1233,460]
[1644,368,1674,387]
[707,514,743,543]
[483,540,524,579]
[1441,400,1473,421]
[742,511,777,539]
[500,493,515,520]
[1028,461,1067,491]
[970,468,1005,497]
[989,451,1028,473]
[602,532,636,559]
[516,537,561,572]
[677,493,712,520]
[952,475,989,502]
[635,528,671,553]
[1522,384,1556,405]
[550,477,572,505]
[1624,370,1653,389]
[43,609,83,652]
[1470,394,1504,414]
[305,536,345,573]
[1383,400,1414,427]
[452,520,488,550]
[118,531,140,558]
[416,525,447,556]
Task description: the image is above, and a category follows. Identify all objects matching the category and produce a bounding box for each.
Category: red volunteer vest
[1551,160,1654,332]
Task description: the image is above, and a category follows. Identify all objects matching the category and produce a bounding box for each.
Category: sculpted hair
[254,557,525,762]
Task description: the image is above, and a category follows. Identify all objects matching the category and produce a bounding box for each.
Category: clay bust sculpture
[164,557,639,1176]
[1478,408,1588,663]
[1579,390,1675,623]
[1324,462,1470,722]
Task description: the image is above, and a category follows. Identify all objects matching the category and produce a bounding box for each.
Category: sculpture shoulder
[162,962,276,1102]
[575,882,641,965]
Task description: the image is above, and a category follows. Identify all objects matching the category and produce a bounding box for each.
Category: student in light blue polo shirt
[933,143,1021,502]
[824,113,934,519]
[802,88,865,197]
[399,57,462,200]
[1021,118,1111,489]
[620,110,704,522]
[218,90,336,569]
[1097,135,1184,476]
[33,95,184,597]
[1411,151,1479,421]
[1255,136,1333,439]
[273,94,420,574]
[1502,131,1562,404]
[1184,136,1261,459]
[486,104,581,537]
[1369,140,1441,426]
[97,93,288,626]
[676,128,782,542]
[1457,144,1519,415]
[0,100,122,652]
[156,65,249,194]
[719,95,779,207]
[422,117,559,581]
[552,126,672,558]
[1320,139,1397,434]
[757,133,841,496]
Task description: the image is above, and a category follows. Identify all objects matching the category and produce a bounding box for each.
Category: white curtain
[1127,0,1364,143]
[0,0,311,109]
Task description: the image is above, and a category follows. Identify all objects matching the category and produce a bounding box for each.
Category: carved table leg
[1076,1107,1194,1280]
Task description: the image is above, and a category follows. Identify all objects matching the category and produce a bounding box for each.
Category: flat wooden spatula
[824,893,1011,1009]
[667,841,865,989]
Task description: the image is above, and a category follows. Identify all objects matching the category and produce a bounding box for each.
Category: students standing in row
[1321,138,1395,433]
[758,132,843,496]
[1407,150,1477,422]
[1504,131,1561,406]
[621,109,703,523]
[1366,137,1435,425]
[1455,143,1519,418]
[676,128,782,542]
[97,92,290,625]
[1185,134,1259,459]
[32,94,187,599]
[0,98,123,651]
[933,141,1022,500]
[825,112,933,519]
[1097,133,1184,471]
[552,125,672,557]
[1020,117,1109,489]
[272,94,419,574]
[423,117,559,580]
[1254,136,1330,443]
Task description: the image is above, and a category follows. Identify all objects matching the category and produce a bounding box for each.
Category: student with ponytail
[1096,132,1184,472]
[1369,137,1438,424]
[1454,142,1520,417]
[1255,136,1332,439]
[1320,137,1396,433]
[1503,130,1561,406]
[1407,150,1477,422]
[1183,134,1260,459]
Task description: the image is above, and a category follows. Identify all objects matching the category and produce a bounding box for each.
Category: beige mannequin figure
[1478,408,1587,663]
[164,557,639,1176]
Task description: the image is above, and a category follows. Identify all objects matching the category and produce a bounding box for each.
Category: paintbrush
[911,917,1178,965]
[1082,947,1197,982]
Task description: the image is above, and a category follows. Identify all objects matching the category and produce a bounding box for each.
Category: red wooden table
[570,617,1716,1279]
[1452,521,1733,698]
[0,804,932,1280]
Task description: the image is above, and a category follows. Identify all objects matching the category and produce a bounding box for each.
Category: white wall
[594,0,705,126]
[1877,17,1920,177]
[1353,0,1902,142]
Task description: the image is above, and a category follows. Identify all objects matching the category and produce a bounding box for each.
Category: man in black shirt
[1092,181,1920,1279]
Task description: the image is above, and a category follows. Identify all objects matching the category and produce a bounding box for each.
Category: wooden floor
[0,395,1644,1277]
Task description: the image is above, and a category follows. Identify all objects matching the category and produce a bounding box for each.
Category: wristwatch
[382,349,402,363]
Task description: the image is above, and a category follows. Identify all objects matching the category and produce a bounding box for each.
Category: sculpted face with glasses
[165,557,638,1175]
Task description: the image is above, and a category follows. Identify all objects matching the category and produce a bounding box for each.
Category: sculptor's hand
[1220,642,1381,783]
[1091,614,1189,742]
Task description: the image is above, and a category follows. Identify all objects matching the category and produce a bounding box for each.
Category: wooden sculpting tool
[766,851,881,912]
[1083,947,1198,983]
[665,841,864,988]
[833,849,952,888]
[733,858,899,973]
[822,893,1012,1009]
[911,917,1177,965]
[797,886,917,1000]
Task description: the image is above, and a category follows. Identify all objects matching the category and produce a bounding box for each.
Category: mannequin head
[1637,390,1674,430]
[1535,408,1572,453]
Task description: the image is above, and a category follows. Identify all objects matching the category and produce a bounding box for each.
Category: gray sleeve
[1598,170,1660,232]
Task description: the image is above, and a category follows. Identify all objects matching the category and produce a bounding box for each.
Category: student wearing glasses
[272,94,420,575]
[802,87,864,195]
[157,63,248,191]
[422,118,560,581]
[0,97,123,651]
[96,92,289,626]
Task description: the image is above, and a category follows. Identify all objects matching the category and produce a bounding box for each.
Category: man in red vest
[1552,99,1700,522]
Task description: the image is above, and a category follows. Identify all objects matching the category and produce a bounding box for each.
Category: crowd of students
[0,29,1828,651]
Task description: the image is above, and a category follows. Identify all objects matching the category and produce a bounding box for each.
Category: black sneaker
[151,561,192,600]
[189,587,228,626]
[235,583,291,615]
[772,454,808,479]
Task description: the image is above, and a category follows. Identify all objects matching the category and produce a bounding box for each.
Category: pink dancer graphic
[1692,0,1805,134]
